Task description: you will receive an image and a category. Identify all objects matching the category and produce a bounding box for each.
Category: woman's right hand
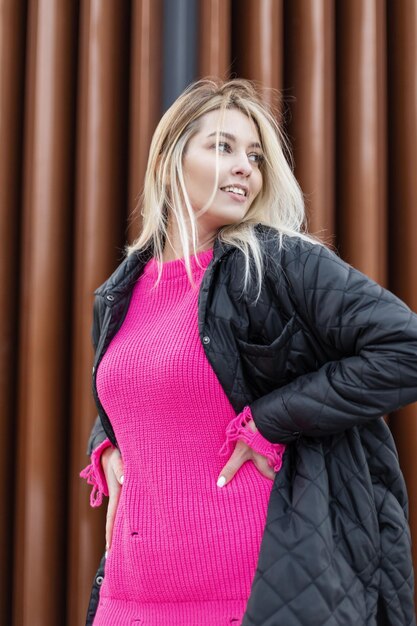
[101,446,124,553]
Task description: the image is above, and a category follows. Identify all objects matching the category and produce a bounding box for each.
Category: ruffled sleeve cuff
[79,438,114,507]
[218,406,286,472]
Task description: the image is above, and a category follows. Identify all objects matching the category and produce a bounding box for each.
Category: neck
[161,223,218,262]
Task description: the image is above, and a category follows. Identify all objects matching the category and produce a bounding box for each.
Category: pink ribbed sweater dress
[84,248,285,626]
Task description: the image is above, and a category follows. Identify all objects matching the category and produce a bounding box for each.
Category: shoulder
[255,225,414,325]
[253,225,388,313]
[93,255,132,297]
[93,245,153,297]
[253,223,345,277]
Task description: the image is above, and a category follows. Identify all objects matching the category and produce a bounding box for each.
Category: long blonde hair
[127,77,319,300]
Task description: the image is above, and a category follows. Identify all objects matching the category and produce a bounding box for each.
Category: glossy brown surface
[233,0,283,115]
[199,0,231,79]
[336,0,387,284]
[386,0,417,592]
[13,1,79,624]
[285,0,334,240]
[127,0,163,244]
[67,2,130,625]
[0,2,26,623]
[1,2,416,623]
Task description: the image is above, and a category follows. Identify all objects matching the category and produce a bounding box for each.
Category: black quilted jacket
[86,224,417,626]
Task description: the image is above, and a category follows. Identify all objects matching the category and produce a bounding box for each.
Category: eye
[213,141,231,153]
[248,152,264,165]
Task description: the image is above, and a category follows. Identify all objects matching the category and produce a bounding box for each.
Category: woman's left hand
[216,420,277,486]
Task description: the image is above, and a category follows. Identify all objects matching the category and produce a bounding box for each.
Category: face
[181,108,264,234]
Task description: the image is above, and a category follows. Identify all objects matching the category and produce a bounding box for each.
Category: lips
[220,188,247,203]
[220,184,248,197]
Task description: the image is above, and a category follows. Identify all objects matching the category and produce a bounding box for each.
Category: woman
[81,78,417,626]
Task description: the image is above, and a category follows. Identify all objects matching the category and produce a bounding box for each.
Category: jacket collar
[94,234,235,304]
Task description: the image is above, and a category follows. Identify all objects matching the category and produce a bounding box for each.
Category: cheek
[184,162,219,208]
[253,171,263,197]
[186,156,217,190]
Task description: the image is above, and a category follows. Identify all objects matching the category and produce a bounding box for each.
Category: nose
[231,152,252,177]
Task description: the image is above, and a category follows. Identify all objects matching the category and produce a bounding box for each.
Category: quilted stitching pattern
[87,227,417,625]
[238,237,417,625]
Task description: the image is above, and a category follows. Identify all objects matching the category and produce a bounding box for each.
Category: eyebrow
[206,131,262,150]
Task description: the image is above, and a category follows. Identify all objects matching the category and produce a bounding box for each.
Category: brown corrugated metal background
[0,1,416,624]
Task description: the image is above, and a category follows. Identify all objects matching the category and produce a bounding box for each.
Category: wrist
[219,406,286,473]
[101,444,115,469]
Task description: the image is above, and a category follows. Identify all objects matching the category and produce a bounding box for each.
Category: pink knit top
[81,247,285,626]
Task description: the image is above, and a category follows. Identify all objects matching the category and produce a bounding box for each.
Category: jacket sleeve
[86,294,108,455]
[251,242,417,443]
[218,405,286,472]
[86,414,109,455]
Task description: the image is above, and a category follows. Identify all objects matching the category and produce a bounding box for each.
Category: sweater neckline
[142,247,214,281]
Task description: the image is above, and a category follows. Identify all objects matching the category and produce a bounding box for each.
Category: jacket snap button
[202,336,210,345]
[106,294,114,302]
[96,575,104,585]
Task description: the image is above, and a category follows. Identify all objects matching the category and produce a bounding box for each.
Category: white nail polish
[105,550,108,558]
[120,475,124,484]
[217,476,226,487]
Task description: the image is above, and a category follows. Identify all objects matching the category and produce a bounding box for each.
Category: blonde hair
[127,77,319,301]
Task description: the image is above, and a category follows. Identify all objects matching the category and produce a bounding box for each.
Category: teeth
[222,186,246,196]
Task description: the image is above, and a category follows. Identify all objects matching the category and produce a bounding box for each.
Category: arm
[80,437,113,506]
[87,414,109,456]
[87,294,108,455]
[219,406,285,472]
[80,294,116,506]
[216,405,286,487]
[251,242,417,443]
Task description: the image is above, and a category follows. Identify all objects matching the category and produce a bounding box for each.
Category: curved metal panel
[386,0,417,603]
[199,0,231,78]
[13,1,79,624]
[127,0,163,244]
[0,1,27,623]
[285,0,334,239]
[67,1,131,624]
[232,0,282,113]
[336,0,387,283]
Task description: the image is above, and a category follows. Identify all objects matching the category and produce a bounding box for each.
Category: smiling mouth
[220,185,248,199]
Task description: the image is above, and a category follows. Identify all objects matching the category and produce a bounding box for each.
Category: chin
[197,206,249,230]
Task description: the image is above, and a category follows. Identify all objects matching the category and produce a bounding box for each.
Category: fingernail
[217,476,226,488]
[105,550,108,559]
[119,475,124,484]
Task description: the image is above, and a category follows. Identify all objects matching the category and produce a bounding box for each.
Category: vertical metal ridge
[285,0,334,240]
[232,0,282,114]
[0,1,27,623]
[199,0,231,78]
[13,1,79,624]
[386,1,417,601]
[67,2,131,624]
[335,0,387,284]
[127,0,163,244]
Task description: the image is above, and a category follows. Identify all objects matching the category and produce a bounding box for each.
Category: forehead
[197,108,260,142]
